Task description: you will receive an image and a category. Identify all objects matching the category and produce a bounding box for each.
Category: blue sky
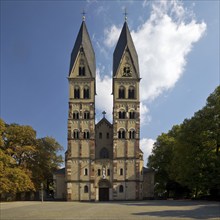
[1,0,219,165]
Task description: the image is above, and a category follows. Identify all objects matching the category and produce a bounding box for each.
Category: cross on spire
[81,9,86,21]
[102,111,106,118]
[123,8,128,22]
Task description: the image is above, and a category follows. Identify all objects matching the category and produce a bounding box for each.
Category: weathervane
[123,8,128,22]
[81,9,86,21]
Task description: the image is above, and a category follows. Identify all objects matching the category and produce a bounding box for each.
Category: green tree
[3,123,36,167]
[172,117,215,197]
[30,137,63,189]
[147,86,220,198]
[0,119,64,198]
[0,119,6,147]
[0,149,35,196]
[205,86,220,155]
[175,87,220,197]
[147,126,180,196]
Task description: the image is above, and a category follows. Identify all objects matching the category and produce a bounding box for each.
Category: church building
[65,15,146,201]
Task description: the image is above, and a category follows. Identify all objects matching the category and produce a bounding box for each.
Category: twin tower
[65,17,143,201]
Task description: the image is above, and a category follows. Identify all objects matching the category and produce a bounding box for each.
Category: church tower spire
[69,19,96,78]
[112,18,143,200]
[113,20,139,79]
[66,18,96,201]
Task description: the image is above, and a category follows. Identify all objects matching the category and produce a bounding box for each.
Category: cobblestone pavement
[1,200,220,220]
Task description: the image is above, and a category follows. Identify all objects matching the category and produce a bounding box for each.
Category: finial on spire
[102,111,106,118]
[82,9,86,21]
[123,8,128,22]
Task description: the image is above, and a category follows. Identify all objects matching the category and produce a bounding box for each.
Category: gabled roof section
[143,167,155,174]
[96,117,112,129]
[54,167,65,175]
[113,21,139,77]
[69,21,96,77]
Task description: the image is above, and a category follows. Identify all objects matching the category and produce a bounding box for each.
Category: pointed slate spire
[69,20,96,77]
[113,21,139,77]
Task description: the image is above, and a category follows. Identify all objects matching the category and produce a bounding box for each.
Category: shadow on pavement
[122,200,219,207]
[132,203,220,219]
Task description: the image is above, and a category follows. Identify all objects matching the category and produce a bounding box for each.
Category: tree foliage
[3,123,36,166]
[147,86,220,198]
[0,119,63,198]
[0,148,35,194]
[31,137,63,188]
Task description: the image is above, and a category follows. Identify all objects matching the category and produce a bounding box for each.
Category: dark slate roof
[69,21,96,77]
[113,21,139,77]
[54,167,65,175]
[143,167,155,174]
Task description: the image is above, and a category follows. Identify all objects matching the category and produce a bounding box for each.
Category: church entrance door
[98,179,111,201]
[99,188,109,201]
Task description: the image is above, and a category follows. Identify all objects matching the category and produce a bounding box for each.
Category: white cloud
[96,41,108,59]
[140,138,155,166]
[95,68,113,120]
[140,102,151,124]
[142,0,148,8]
[104,25,120,48]
[95,6,105,15]
[133,14,206,102]
[97,1,206,164]
[102,0,206,121]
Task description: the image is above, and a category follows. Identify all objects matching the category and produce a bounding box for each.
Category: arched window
[100,148,109,159]
[119,185,124,193]
[107,169,110,176]
[99,132,102,139]
[79,59,85,76]
[119,111,126,119]
[84,185,88,193]
[129,130,136,139]
[120,168,123,176]
[83,130,90,139]
[123,66,131,76]
[98,169,101,176]
[118,86,125,99]
[106,133,109,139]
[84,111,90,119]
[79,67,85,76]
[118,129,126,139]
[128,86,135,99]
[84,168,88,176]
[74,86,80,99]
[73,130,79,139]
[83,86,90,99]
[122,63,132,77]
[73,111,79,120]
[129,111,135,119]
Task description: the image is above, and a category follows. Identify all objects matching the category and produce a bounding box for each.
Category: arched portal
[98,179,110,201]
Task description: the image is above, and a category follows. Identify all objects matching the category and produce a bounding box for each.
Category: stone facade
[53,168,66,200]
[65,19,151,201]
[143,168,155,199]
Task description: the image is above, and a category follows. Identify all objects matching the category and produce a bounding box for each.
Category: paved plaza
[1,200,219,220]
